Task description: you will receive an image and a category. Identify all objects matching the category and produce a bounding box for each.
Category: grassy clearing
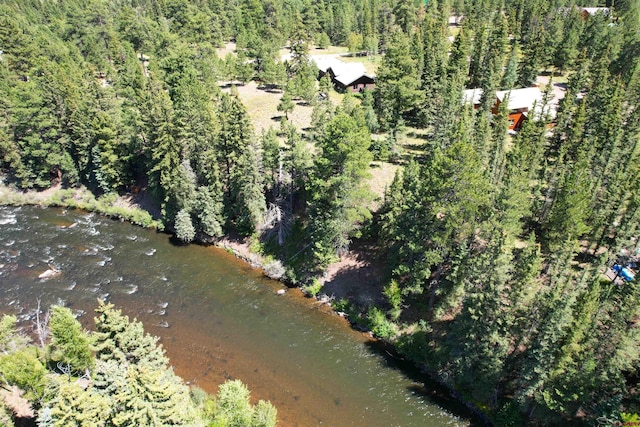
[339,54,382,75]
[367,161,399,207]
[221,81,314,134]
[398,127,431,157]
[310,45,349,55]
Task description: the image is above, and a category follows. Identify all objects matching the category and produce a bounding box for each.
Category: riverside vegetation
[1,0,640,425]
[0,302,277,426]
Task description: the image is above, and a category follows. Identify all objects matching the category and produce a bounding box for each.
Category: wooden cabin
[312,56,376,93]
[462,87,545,131]
[579,7,610,20]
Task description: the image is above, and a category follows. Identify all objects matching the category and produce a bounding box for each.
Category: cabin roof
[311,55,342,73]
[462,88,483,105]
[496,87,543,111]
[312,56,375,86]
[462,87,555,119]
[580,7,610,16]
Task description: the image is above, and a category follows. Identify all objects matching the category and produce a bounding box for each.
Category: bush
[48,306,93,373]
[494,401,525,426]
[383,280,403,320]
[367,307,398,340]
[263,259,285,280]
[302,279,323,297]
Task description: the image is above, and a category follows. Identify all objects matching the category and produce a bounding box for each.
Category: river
[0,205,467,426]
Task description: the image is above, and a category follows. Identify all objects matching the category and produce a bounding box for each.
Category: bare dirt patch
[215,41,237,59]
[320,241,386,307]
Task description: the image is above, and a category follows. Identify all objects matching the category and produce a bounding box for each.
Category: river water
[0,205,466,426]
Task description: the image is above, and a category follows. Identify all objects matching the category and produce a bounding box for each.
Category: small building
[311,56,376,93]
[462,87,546,131]
[559,6,610,20]
[495,88,544,130]
[462,88,483,108]
[579,7,610,19]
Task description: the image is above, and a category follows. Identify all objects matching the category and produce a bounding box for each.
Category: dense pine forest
[1,0,640,425]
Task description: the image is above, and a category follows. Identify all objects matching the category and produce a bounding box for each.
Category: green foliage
[277,91,294,119]
[213,380,253,426]
[375,30,422,133]
[41,375,111,427]
[383,280,402,320]
[209,379,276,427]
[367,307,398,340]
[307,112,373,268]
[0,315,29,354]
[316,33,331,50]
[174,208,196,242]
[302,279,323,297]
[49,306,93,373]
[93,301,169,370]
[0,347,47,401]
[252,400,278,427]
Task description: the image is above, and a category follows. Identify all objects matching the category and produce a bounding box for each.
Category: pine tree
[381,138,490,301]
[93,301,168,370]
[517,22,545,87]
[232,138,267,235]
[174,208,196,242]
[41,376,111,427]
[375,30,422,135]
[418,0,449,127]
[307,113,373,267]
[48,306,93,374]
[277,90,295,120]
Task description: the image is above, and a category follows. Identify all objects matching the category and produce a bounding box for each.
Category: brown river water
[0,205,468,426]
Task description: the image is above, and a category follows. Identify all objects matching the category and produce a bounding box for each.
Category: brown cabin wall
[348,83,375,93]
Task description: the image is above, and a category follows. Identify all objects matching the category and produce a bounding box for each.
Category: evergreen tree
[381,137,490,302]
[418,0,449,127]
[41,376,111,427]
[375,30,422,135]
[93,301,168,370]
[48,306,93,374]
[277,90,295,120]
[307,113,373,267]
[174,208,196,242]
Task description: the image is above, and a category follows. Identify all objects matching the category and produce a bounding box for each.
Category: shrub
[263,259,285,280]
[383,280,403,320]
[302,279,323,297]
[367,307,398,340]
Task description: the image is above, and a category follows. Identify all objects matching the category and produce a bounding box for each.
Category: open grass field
[220,81,314,135]
[215,42,237,58]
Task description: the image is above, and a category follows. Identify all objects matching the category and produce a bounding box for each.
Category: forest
[0,0,639,425]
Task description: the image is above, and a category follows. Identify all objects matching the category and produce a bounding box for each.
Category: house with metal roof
[462,87,548,131]
[311,56,376,93]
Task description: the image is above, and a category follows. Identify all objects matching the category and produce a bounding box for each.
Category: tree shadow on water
[362,340,494,426]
